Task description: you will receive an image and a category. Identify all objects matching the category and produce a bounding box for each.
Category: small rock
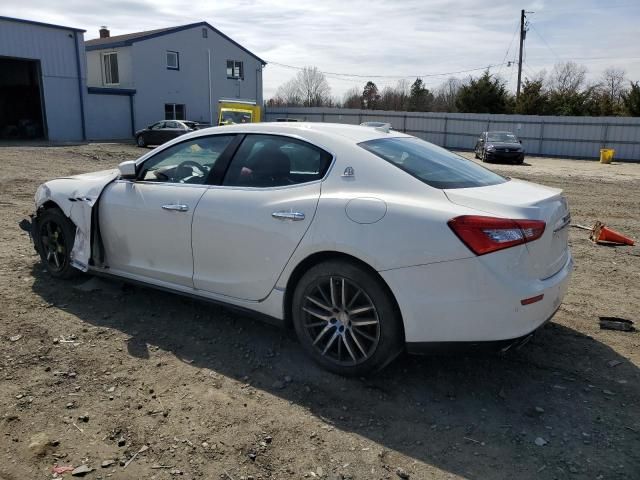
[396,467,410,479]
[71,465,93,476]
[607,360,622,368]
[117,437,126,447]
[603,389,616,396]
[78,414,89,423]
[28,432,51,456]
[107,386,116,393]
[264,435,273,444]
[284,375,293,383]
[248,452,257,461]
[101,459,115,468]
[534,437,548,447]
[66,402,75,409]
[9,335,22,342]
[271,380,286,390]
[535,407,545,414]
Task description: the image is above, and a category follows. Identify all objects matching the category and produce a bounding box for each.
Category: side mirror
[519,139,522,144]
[118,160,137,179]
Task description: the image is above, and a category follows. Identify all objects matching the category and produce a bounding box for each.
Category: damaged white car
[25,123,573,375]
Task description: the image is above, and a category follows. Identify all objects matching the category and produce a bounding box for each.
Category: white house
[85,21,265,136]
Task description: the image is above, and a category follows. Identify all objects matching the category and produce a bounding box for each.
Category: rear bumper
[380,251,573,344]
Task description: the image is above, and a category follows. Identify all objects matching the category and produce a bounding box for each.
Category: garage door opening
[0,57,46,140]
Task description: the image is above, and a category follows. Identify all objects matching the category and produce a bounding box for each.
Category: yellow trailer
[218,99,261,126]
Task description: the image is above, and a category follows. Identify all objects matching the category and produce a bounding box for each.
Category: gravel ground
[0,143,638,480]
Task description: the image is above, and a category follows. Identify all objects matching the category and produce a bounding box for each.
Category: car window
[137,135,234,185]
[223,134,332,188]
[151,122,165,130]
[359,137,507,189]
[165,121,180,129]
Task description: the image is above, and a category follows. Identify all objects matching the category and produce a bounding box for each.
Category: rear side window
[359,137,507,189]
[223,134,332,188]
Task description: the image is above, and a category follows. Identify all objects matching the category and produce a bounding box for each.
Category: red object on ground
[591,221,635,246]
[52,465,74,474]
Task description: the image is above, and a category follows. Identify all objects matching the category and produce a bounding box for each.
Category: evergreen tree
[455,71,512,113]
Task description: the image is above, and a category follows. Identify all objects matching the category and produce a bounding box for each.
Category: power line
[266,60,508,80]
[496,19,521,78]
[529,23,563,62]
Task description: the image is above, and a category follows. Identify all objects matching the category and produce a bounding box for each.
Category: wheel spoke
[342,334,357,362]
[305,321,327,328]
[317,285,331,306]
[353,327,377,342]
[346,288,361,309]
[303,307,332,322]
[341,278,346,309]
[349,329,367,357]
[349,305,374,316]
[312,323,333,345]
[306,295,333,313]
[351,319,378,327]
[329,277,338,308]
[52,252,60,268]
[322,331,339,355]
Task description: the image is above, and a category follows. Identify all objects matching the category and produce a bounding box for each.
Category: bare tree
[433,77,462,112]
[342,86,362,109]
[601,67,627,104]
[269,66,332,107]
[549,61,587,95]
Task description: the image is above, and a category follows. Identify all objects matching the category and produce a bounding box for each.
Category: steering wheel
[175,160,206,180]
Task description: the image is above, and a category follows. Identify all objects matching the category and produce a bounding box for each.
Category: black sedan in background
[474,131,525,164]
[135,120,200,147]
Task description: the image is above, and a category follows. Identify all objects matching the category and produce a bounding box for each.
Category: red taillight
[448,215,546,256]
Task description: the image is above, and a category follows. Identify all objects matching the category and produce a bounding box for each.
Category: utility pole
[516,9,526,99]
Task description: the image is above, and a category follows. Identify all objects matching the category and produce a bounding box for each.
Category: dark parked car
[135,120,200,147]
[474,131,525,164]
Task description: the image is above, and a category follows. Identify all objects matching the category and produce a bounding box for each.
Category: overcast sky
[3,0,640,100]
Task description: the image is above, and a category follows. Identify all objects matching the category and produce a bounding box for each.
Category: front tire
[136,135,146,147]
[35,208,78,279]
[292,260,403,376]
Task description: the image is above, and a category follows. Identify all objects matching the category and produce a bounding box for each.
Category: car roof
[195,122,411,143]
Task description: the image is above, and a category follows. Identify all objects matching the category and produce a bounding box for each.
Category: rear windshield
[359,137,507,189]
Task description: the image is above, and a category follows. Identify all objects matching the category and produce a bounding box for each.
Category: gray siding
[86,93,132,140]
[87,25,263,131]
[265,108,640,161]
[0,18,86,141]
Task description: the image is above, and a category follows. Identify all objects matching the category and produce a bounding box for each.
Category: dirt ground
[0,143,638,480]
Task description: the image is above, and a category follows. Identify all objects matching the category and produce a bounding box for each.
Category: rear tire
[292,260,403,376]
[35,208,78,279]
[136,135,146,147]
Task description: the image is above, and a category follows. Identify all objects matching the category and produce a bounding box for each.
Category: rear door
[192,134,333,300]
[163,121,185,142]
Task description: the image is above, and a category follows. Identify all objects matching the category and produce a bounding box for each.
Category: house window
[226,60,244,80]
[164,103,185,120]
[166,51,179,70]
[202,27,208,38]
[102,52,119,85]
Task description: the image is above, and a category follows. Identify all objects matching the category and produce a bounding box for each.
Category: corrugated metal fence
[264,107,640,161]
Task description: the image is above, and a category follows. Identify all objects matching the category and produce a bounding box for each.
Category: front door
[192,134,333,300]
[99,134,236,287]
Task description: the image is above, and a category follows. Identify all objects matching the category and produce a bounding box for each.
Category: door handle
[162,204,189,212]
[272,211,305,221]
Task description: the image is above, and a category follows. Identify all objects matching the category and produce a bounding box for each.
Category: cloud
[2,0,639,99]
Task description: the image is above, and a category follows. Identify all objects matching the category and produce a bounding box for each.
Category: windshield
[487,132,518,143]
[359,137,507,189]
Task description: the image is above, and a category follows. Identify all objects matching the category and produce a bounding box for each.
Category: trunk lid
[444,179,570,280]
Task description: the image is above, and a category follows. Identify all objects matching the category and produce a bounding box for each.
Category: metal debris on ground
[599,317,635,332]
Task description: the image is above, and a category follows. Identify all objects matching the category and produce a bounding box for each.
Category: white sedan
[26,123,573,375]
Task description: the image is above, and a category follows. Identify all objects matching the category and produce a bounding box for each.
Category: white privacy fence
[264,107,640,161]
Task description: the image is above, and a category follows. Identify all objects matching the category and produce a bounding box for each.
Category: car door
[192,134,334,300]
[163,121,185,143]
[99,134,236,287]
